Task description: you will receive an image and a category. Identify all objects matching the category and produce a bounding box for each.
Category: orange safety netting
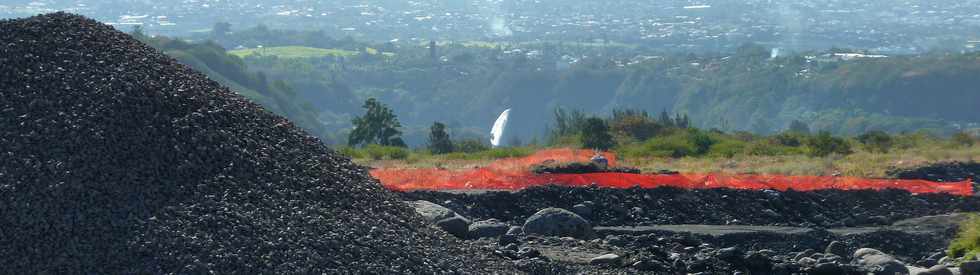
[371,148,974,196]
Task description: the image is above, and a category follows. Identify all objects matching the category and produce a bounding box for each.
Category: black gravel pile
[531,162,641,174]
[889,161,980,183]
[402,185,980,227]
[0,13,512,274]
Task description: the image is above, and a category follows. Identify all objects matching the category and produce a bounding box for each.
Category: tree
[787,120,811,134]
[580,117,615,150]
[659,109,675,128]
[349,98,406,147]
[857,130,893,153]
[609,111,662,141]
[427,122,454,154]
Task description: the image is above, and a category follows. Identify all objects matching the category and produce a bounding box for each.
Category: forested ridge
[144,26,980,146]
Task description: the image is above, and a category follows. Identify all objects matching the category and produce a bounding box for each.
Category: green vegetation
[349,98,406,147]
[580,117,615,151]
[228,46,358,59]
[949,214,980,263]
[138,25,980,147]
[427,122,454,154]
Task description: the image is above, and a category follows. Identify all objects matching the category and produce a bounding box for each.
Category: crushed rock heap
[0,13,511,273]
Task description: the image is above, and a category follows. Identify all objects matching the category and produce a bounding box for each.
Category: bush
[953,131,976,147]
[744,140,806,156]
[609,113,663,141]
[454,138,490,153]
[857,130,894,153]
[948,214,980,262]
[689,130,715,155]
[707,139,747,158]
[364,144,409,160]
[772,132,807,147]
[806,131,852,157]
[336,146,364,159]
[581,117,615,150]
[631,133,697,158]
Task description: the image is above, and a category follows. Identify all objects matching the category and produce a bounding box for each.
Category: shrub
[953,131,976,147]
[581,117,615,150]
[744,140,806,156]
[857,130,894,153]
[454,138,490,153]
[639,134,696,158]
[689,130,715,155]
[772,132,807,147]
[707,139,747,158]
[336,146,364,159]
[806,131,852,157]
[948,214,980,262]
[609,113,663,141]
[364,144,409,160]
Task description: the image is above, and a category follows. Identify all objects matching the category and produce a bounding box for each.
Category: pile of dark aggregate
[0,13,514,273]
[889,161,980,183]
[531,162,641,174]
[401,185,980,227]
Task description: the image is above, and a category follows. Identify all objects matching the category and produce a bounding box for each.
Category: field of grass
[228,46,358,59]
[949,214,980,262]
[346,142,979,179]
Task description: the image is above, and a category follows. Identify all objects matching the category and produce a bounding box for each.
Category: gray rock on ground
[435,215,471,238]
[505,226,523,236]
[523,207,594,239]
[914,265,954,275]
[826,241,848,258]
[853,248,909,275]
[962,261,980,275]
[572,201,594,219]
[408,200,456,222]
[590,253,622,266]
[468,219,510,239]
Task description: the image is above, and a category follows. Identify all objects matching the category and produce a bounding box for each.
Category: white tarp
[490,108,510,147]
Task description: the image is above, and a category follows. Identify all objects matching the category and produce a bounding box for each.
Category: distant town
[3,0,979,53]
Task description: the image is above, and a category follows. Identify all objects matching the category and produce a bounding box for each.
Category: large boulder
[408,200,456,222]
[914,265,954,275]
[467,219,510,239]
[589,253,622,266]
[962,261,980,275]
[825,241,848,258]
[853,248,909,275]
[522,208,593,239]
[435,215,471,238]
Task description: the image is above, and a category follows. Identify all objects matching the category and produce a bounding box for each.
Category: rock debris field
[2,12,980,274]
[0,13,513,274]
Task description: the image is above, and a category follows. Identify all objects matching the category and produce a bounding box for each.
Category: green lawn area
[228,46,359,59]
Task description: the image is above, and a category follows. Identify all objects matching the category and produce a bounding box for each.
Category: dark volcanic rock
[523,208,594,239]
[0,13,511,274]
[468,219,510,239]
[531,161,641,174]
[401,185,980,228]
[889,161,980,183]
[408,200,457,222]
[436,216,472,238]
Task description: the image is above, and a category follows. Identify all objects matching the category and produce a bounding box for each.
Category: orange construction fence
[371,148,974,196]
